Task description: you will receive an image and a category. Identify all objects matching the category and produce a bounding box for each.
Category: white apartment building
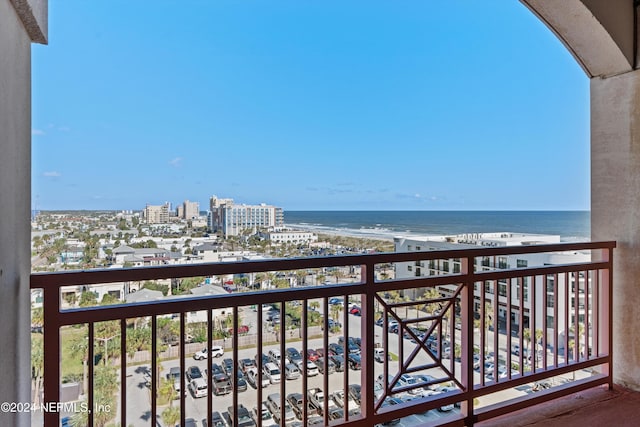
[259,229,318,245]
[208,195,284,237]
[394,232,590,341]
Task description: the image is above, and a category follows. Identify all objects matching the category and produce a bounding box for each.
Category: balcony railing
[31,241,615,426]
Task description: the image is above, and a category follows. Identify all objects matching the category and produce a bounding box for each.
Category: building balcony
[31,241,615,426]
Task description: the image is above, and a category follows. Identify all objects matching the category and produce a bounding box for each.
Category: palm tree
[162,406,180,426]
[330,304,344,332]
[158,377,176,405]
[31,334,44,406]
[69,333,89,394]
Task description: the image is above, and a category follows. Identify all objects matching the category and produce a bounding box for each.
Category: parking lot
[119,308,465,427]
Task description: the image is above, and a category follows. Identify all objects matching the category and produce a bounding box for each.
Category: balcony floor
[480,385,640,427]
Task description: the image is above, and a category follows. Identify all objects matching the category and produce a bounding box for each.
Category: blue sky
[32,1,590,212]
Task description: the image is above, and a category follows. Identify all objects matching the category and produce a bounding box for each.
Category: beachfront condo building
[394,233,590,349]
[208,195,284,237]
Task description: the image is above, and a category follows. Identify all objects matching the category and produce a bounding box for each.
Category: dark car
[348,384,361,405]
[328,343,344,356]
[316,357,336,375]
[330,355,346,372]
[212,373,232,396]
[234,368,248,392]
[286,347,303,365]
[211,411,226,427]
[228,404,257,427]
[186,365,203,381]
[210,363,224,376]
[222,358,234,375]
[256,352,270,367]
[348,353,362,370]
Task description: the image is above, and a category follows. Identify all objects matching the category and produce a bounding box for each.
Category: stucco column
[592,70,640,391]
[0,1,47,425]
[0,1,34,426]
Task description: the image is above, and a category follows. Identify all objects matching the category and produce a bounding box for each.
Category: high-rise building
[144,203,170,224]
[182,200,200,220]
[208,195,283,237]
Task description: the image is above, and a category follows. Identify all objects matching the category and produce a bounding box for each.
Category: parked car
[211,411,226,427]
[166,367,181,394]
[222,358,234,375]
[240,358,256,373]
[266,393,296,424]
[347,354,362,370]
[209,363,224,376]
[306,348,320,362]
[284,363,301,380]
[188,377,207,398]
[263,362,281,384]
[287,392,319,419]
[246,367,269,389]
[212,373,232,396]
[233,369,248,392]
[328,343,344,356]
[252,403,272,424]
[193,345,224,360]
[286,347,303,365]
[398,373,420,394]
[185,365,203,382]
[330,354,345,372]
[228,404,257,427]
[374,348,388,363]
[348,384,361,405]
[305,360,319,377]
[316,357,336,375]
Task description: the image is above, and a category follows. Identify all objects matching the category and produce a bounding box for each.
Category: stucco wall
[0,0,33,425]
[592,71,640,391]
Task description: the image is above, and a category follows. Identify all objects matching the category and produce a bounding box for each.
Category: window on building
[443,260,449,271]
[516,259,528,268]
[498,257,508,269]
[498,284,507,297]
[546,294,555,308]
[453,263,461,274]
[546,276,555,293]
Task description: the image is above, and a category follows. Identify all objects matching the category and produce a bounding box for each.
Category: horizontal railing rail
[31,241,615,427]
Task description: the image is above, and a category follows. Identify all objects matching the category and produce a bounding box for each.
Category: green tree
[162,406,180,426]
[31,334,44,406]
[79,291,98,307]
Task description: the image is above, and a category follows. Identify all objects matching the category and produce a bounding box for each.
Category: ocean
[284,211,590,242]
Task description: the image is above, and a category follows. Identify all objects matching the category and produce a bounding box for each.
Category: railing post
[42,285,61,427]
[595,246,613,389]
[361,262,376,422]
[460,255,476,425]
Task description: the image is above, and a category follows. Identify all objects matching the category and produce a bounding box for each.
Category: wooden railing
[31,241,615,426]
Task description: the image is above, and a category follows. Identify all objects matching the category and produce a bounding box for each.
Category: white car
[193,345,224,360]
[263,362,282,384]
[306,360,319,377]
[188,377,207,398]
